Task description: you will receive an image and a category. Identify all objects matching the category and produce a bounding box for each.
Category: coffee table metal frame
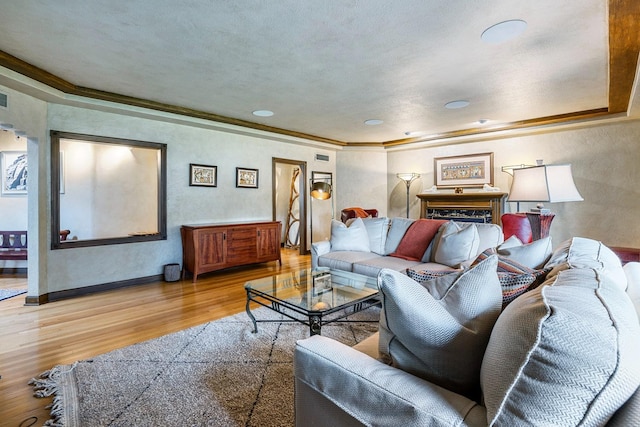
[245,268,380,335]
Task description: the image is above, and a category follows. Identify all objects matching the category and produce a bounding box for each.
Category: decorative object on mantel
[507,162,583,240]
[423,185,439,193]
[483,183,501,192]
[454,187,463,194]
[397,173,420,218]
[310,171,333,241]
[434,152,494,189]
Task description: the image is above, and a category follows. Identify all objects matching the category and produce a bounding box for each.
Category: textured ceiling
[0,1,631,145]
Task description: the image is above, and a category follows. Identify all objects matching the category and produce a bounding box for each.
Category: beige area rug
[30,306,380,426]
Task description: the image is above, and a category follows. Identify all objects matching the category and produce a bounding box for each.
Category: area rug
[0,288,26,302]
[30,306,380,426]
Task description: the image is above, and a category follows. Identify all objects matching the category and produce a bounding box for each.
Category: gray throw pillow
[481,267,640,425]
[497,235,552,269]
[361,217,391,255]
[378,254,501,398]
[383,217,415,255]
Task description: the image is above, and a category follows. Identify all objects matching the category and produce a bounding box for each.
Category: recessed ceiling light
[404,131,426,137]
[444,100,470,109]
[481,19,527,44]
[364,119,383,125]
[252,110,274,117]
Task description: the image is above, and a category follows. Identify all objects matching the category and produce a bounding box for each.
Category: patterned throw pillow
[406,268,456,283]
[413,249,549,307]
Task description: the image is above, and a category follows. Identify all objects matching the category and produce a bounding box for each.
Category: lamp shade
[507,164,583,203]
[310,181,332,200]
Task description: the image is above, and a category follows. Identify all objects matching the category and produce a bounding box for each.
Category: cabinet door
[196,228,227,269]
[226,226,258,266]
[257,223,281,261]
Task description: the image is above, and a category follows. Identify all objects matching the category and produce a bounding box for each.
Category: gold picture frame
[434,152,494,188]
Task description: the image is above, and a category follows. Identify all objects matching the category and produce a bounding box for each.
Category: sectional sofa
[311,216,552,279]
[295,237,640,426]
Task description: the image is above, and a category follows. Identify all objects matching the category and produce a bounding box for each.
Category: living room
[1,1,640,424]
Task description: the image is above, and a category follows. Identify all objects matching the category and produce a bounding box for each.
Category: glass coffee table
[245,268,380,335]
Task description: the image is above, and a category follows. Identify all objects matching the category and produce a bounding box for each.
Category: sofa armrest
[294,335,486,427]
[311,241,332,269]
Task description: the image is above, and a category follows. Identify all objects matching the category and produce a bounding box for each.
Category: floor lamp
[310,171,333,243]
[507,163,583,240]
[397,173,420,218]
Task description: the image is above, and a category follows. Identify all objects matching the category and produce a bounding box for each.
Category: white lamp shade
[508,164,583,203]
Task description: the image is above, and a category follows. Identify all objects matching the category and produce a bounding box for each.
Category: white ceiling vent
[0,92,7,109]
[315,153,330,162]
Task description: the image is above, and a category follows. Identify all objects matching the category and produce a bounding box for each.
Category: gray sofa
[295,237,640,426]
[311,217,509,278]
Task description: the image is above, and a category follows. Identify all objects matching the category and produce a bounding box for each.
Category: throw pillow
[481,267,640,425]
[406,268,457,283]
[329,218,370,252]
[390,219,446,261]
[383,217,415,255]
[497,236,553,269]
[378,255,502,399]
[360,217,391,255]
[433,221,480,267]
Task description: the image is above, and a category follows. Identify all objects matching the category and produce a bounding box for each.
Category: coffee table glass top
[244,268,379,335]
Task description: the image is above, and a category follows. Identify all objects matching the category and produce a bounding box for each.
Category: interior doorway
[272,158,307,255]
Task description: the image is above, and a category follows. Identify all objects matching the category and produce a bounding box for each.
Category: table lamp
[507,163,583,240]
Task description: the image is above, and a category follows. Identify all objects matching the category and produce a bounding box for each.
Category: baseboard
[24,274,164,305]
[0,267,27,274]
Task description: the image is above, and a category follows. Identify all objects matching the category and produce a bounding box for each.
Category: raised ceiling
[0,1,638,146]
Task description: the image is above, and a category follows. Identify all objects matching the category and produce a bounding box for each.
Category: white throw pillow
[497,236,552,269]
[433,221,480,267]
[378,254,502,398]
[499,234,523,249]
[329,218,371,252]
[361,217,391,255]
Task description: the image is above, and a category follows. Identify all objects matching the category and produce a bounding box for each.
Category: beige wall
[384,120,640,247]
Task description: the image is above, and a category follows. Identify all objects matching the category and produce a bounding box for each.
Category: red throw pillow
[390,219,447,261]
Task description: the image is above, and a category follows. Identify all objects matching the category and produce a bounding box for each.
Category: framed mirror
[50,131,167,249]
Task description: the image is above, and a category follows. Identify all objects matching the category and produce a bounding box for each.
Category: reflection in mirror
[51,131,167,249]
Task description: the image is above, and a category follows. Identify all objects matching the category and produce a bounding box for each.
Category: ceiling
[0,1,638,147]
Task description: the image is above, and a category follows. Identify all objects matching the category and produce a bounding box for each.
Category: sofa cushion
[330,218,370,252]
[433,221,480,268]
[390,219,446,261]
[378,255,502,398]
[384,217,415,255]
[481,267,640,425]
[496,235,552,269]
[361,217,391,255]
[317,251,381,272]
[352,256,421,277]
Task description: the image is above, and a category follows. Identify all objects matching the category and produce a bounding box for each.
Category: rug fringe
[29,362,78,427]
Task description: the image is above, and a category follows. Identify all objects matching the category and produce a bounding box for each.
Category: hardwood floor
[0,248,309,426]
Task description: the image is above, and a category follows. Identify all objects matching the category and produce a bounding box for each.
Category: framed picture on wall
[434,152,494,188]
[1,151,28,195]
[189,163,217,187]
[236,167,259,188]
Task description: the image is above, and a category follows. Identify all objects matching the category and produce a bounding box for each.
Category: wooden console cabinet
[416,192,507,225]
[181,221,282,282]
